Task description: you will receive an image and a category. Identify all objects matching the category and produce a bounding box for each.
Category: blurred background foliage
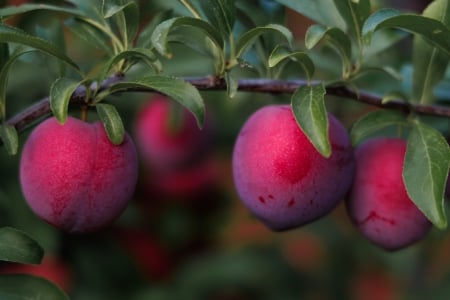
[1,0,450,299]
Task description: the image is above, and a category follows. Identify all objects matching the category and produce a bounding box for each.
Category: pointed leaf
[0,227,43,264]
[0,24,80,73]
[99,48,161,83]
[235,24,293,58]
[268,45,314,80]
[151,17,224,58]
[404,121,450,229]
[65,18,113,55]
[136,10,172,49]
[362,9,450,57]
[291,84,330,157]
[350,110,408,145]
[0,125,18,155]
[305,25,352,76]
[0,48,36,120]
[103,0,140,46]
[333,0,371,41]
[96,103,125,145]
[0,3,85,20]
[95,76,205,127]
[413,0,450,104]
[201,0,236,39]
[50,77,83,125]
[0,274,69,300]
[274,0,346,30]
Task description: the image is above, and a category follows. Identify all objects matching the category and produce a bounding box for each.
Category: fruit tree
[1,0,450,299]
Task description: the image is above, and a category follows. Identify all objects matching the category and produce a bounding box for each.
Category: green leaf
[362,9,450,57]
[412,0,450,104]
[0,24,81,73]
[151,17,224,58]
[291,84,330,157]
[305,25,352,77]
[0,227,43,264]
[350,110,408,145]
[268,45,315,80]
[333,0,371,41]
[0,3,85,20]
[99,48,161,83]
[0,125,18,155]
[201,0,236,39]
[65,18,113,55]
[103,0,140,46]
[225,71,238,98]
[0,48,36,120]
[404,121,450,229]
[136,9,172,49]
[0,43,8,71]
[363,29,407,59]
[50,77,84,125]
[96,103,125,145]
[0,274,69,300]
[274,0,347,30]
[235,24,293,58]
[96,76,205,128]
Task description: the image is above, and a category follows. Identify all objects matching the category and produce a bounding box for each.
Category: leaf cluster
[0,3,450,294]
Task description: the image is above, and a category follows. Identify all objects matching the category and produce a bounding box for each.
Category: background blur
[2,0,450,299]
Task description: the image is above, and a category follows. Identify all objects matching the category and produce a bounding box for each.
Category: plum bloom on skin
[19,117,138,234]
[232,105,355,231]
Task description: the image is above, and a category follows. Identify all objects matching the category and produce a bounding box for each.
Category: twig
[3,76,450,143]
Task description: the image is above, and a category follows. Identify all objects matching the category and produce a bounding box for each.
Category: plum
[134,95,210,170]
[232,105,355,231]
[347,137,432,251]
[19,116,138,233]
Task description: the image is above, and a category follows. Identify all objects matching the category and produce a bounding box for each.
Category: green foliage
[350,110,408,145]
[0,125,17,155]
[96,103,125,145]
[412,0,450,104]
[0,274,69,300]
[50,77,84,124]
[95,75,205,128]
[0,24,80,73]
[0,227,43,264]
[1,0,450,298]
[404,121,450,229]
[291,84,329,157]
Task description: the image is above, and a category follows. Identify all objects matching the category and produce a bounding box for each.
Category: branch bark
[3,76,450,138]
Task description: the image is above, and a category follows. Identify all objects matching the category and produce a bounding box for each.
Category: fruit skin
[20,116,138,233]
[134,95,210,170]
[346,138,432,251]
[232,105,355,231]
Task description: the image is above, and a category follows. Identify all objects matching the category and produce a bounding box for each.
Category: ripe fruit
[232,105,355,231]
[115,229,172,281]
[346,138,432,251]
[134,95,210,170]
[148,157,219,199]
[20,116,138,233]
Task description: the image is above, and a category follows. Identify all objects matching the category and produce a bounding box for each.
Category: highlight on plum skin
[232,104,355,231]
[19,116,139,234]
[346,137,432,251]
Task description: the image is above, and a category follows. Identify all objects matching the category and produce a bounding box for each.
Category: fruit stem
[81,105,88,122]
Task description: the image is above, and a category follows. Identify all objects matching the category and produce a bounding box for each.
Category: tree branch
[3,76,450,141]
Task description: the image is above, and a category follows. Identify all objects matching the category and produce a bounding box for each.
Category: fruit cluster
[18,97,437,251]
[232,105,435,251]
